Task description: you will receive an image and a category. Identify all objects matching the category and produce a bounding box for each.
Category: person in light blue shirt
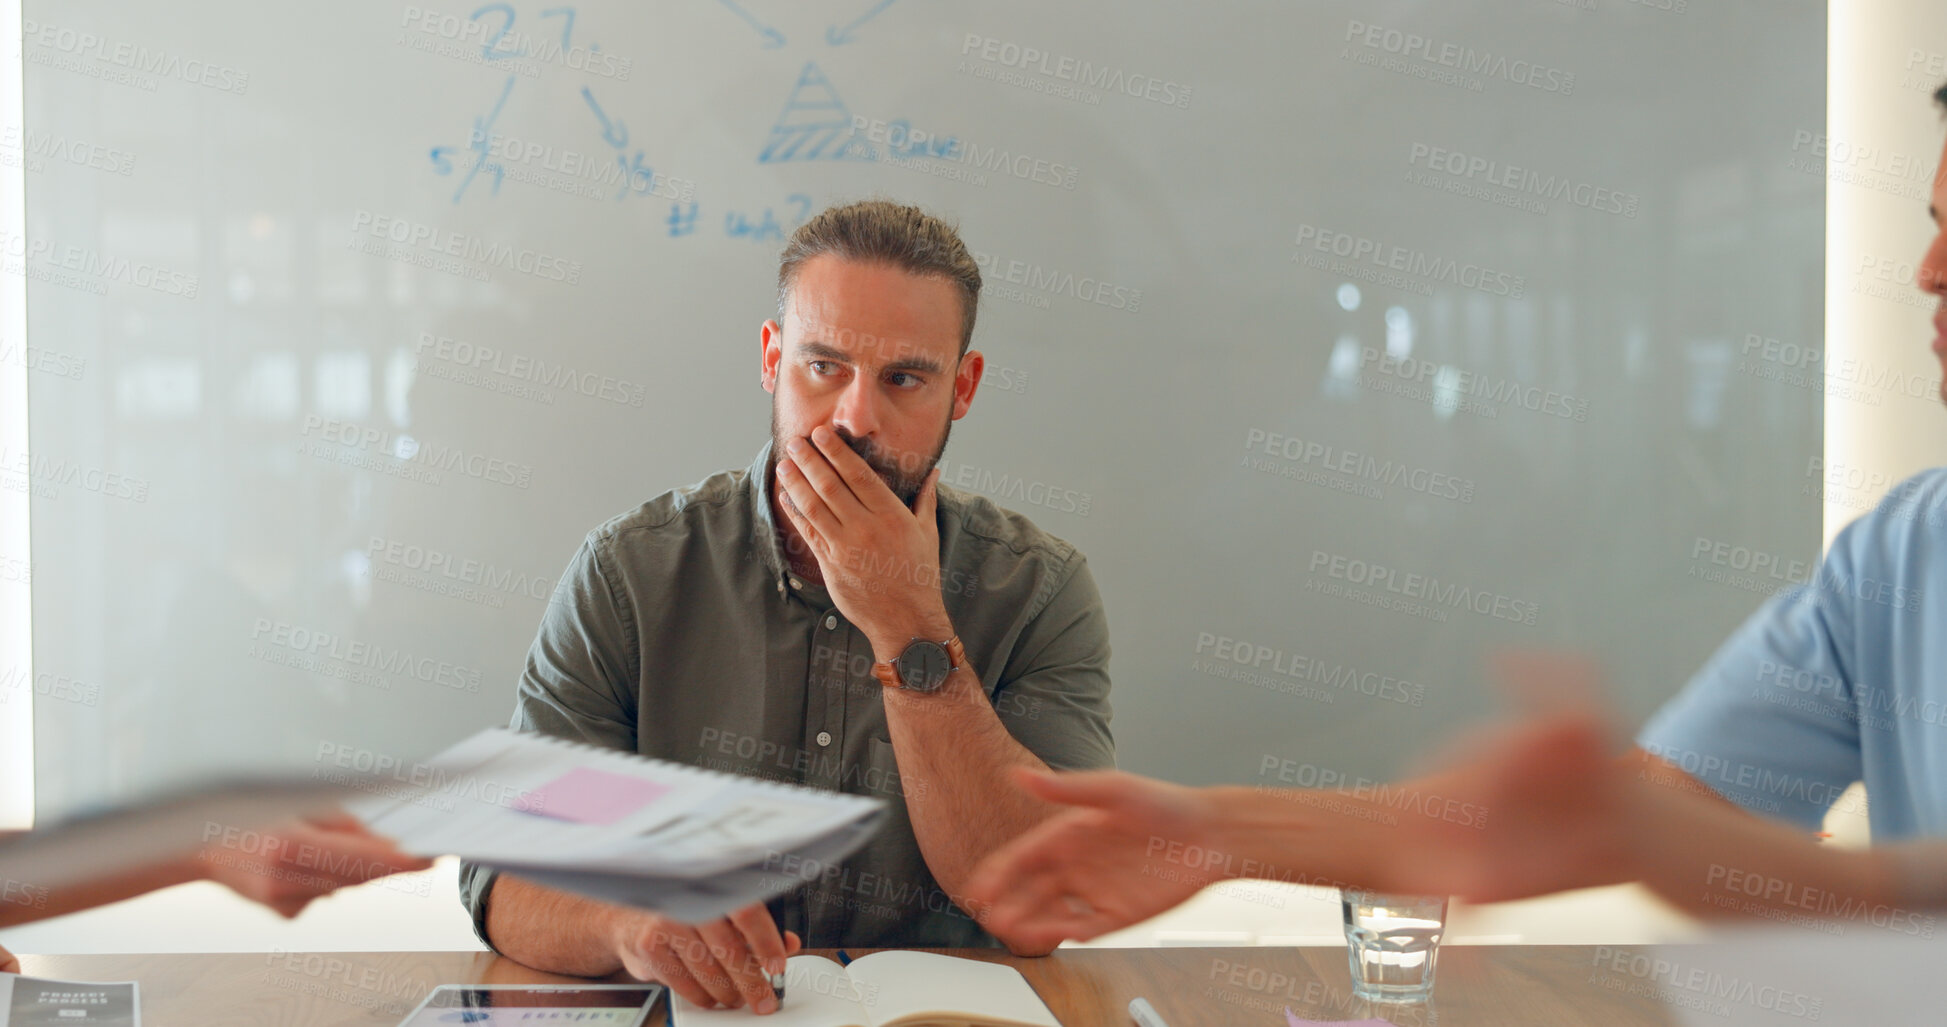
[1576,78,1947,843]
[1638,475,1946,838]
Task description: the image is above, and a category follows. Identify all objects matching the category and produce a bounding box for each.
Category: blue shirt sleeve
[1637,542,1865,831]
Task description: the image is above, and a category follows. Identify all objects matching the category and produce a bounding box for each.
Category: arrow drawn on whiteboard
[716,0,786,48]
[826,0,894,45]
[580,86,628,149]
[436,73,516,203]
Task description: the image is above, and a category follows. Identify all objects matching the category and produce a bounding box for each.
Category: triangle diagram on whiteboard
[759,62,877,163]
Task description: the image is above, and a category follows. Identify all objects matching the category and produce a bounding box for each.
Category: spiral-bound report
[349,728,889,922]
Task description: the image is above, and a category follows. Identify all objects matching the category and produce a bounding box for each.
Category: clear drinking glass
[1340,890,1449,1003]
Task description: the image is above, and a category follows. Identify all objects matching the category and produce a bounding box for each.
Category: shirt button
[816,731,833,747]
[789,577,803,590]
[824,614,838,630]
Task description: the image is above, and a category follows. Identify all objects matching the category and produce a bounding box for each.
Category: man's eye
[888,372,922,388]
[809,360,837,375]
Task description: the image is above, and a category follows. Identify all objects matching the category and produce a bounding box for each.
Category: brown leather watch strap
[873,634,965,689]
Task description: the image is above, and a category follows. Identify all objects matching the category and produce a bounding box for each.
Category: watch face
[895,640,952,692]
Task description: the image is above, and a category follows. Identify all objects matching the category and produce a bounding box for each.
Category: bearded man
[459,200,1115,1015]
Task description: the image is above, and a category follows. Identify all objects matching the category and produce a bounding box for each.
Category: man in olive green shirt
[460,201,1114,1014]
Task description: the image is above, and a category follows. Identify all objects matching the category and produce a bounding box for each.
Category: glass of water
[1340,890,1449,1003]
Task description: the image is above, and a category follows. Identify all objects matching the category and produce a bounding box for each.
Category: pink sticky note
[516,767,671,825]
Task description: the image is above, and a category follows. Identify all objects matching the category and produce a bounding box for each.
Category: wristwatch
[873,635,966,693]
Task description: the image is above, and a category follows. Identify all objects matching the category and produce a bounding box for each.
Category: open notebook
[671,951,1061,1027]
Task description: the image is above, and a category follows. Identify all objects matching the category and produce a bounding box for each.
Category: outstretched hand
[966,767,1223,951]
[197,812,434,919]
[966,712,1642,950]
[1401,714,1637,902]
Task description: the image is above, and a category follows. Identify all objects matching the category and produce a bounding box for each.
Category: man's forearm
[1205,754,1914,930]
[482,873,633,977]
[0,857,202,928]
[1623,764,1905,924]
[881,665,1055,912]
[1613,753,1922,925]
[1199,783,1410,893]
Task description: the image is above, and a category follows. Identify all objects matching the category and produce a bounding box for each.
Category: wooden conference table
[15,945,1674,1026]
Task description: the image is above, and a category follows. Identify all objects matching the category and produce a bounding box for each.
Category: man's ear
[952,350,985,420]
[760,319,784,394]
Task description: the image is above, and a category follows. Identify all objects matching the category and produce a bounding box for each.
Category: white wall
[0,0,33,833]
[1826,0,1947,541]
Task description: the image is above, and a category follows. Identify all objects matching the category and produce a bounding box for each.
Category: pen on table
[1129,996,1170,1027]
[836,950,853,967]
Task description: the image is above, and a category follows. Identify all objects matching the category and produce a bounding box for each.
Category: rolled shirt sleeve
[991,550,1115,772]
[1638,505,1904,831]
[1638,581,1862,830]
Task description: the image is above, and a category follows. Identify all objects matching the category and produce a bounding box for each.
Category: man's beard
[770,403,951,507]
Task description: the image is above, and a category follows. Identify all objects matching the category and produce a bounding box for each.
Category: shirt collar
[745,440,790,592]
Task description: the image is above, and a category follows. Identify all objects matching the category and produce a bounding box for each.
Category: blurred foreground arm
[966,717,1944,949]
[0,812,430,927]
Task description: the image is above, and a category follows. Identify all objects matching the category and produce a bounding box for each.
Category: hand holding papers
[0,784,431,926]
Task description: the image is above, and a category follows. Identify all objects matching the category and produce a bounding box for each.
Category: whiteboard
[15,0,1827,815]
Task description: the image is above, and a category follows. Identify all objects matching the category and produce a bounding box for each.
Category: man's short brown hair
[776,199,982,356]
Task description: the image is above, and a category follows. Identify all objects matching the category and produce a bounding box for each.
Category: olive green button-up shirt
[459,442,1114,948]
